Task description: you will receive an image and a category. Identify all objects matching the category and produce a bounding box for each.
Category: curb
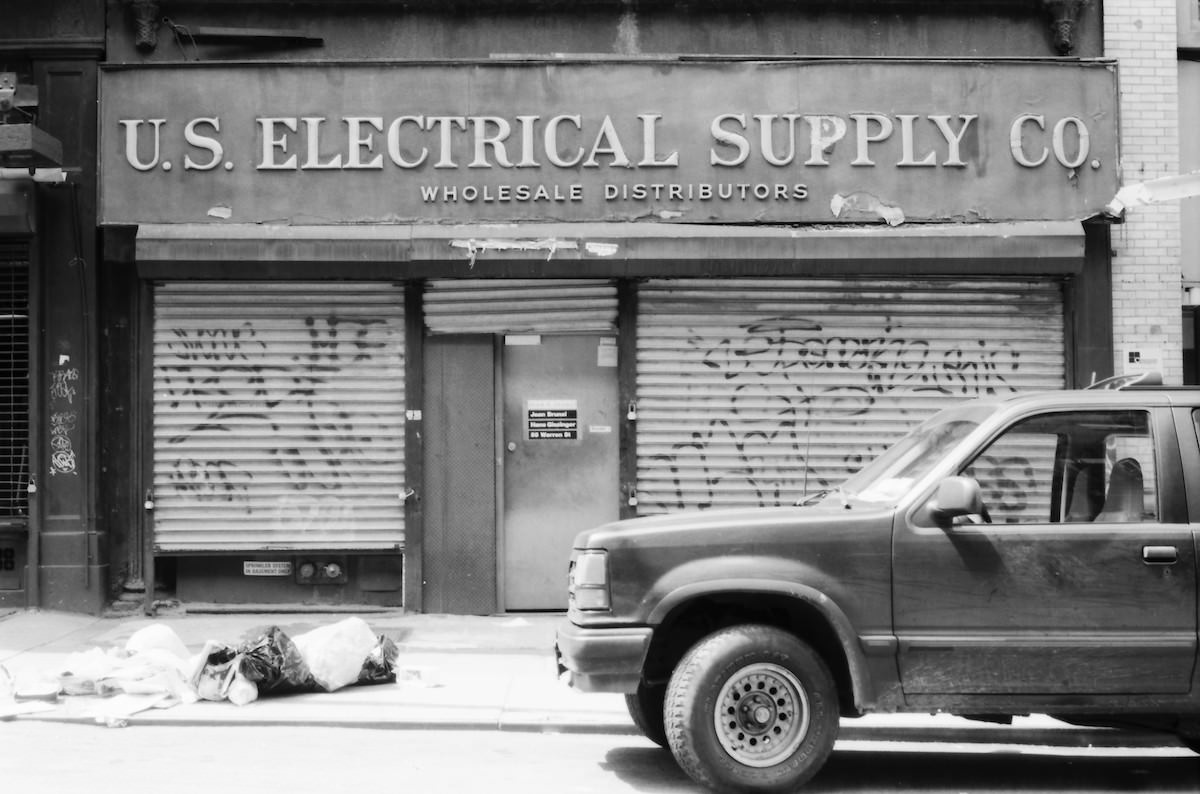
[14,719,1181,749]
[8,704,1186,749]
[11,714,642,734]
[837,723,1185,749]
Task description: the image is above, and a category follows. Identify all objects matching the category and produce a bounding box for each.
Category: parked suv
[556,378,1200,791]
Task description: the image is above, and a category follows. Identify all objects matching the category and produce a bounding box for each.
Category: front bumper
[554,619,653,693]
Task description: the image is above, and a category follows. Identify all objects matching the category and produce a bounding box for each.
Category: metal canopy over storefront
[133,220,1086,275]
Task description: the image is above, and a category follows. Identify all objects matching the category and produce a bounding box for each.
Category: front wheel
[665,625,839,792]
[1178,718,1200,755]
[625,681,668,748]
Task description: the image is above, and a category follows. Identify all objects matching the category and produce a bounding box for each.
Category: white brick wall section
[1106,0,1183,384]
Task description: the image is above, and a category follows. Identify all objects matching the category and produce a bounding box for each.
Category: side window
[963,427,1058,523]
[962,410,1157,525]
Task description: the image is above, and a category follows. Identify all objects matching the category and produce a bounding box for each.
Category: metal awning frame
[133,221,1086,278]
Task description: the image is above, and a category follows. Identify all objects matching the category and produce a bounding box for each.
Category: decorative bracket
[1041,0,1091,56]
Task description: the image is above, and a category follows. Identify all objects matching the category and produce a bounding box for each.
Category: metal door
[422,335,497,615]
[501,335,619,610]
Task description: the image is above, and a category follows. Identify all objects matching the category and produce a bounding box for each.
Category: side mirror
[928,476,984,524]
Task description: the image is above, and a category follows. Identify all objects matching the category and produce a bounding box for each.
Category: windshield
[834,415,982,506]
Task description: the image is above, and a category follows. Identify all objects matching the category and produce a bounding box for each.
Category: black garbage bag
[357,634,399,686]
[238,627,320,695]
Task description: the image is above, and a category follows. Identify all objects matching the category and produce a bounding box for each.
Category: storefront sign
[527,399,578,440]
[99,60,1119,225]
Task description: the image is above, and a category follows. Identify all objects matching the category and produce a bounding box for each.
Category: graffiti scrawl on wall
[49,366,79,403]
[48,361,80,477]
[49,411,78,476]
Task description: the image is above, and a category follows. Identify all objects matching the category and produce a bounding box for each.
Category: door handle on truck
[1142,545,1178,565]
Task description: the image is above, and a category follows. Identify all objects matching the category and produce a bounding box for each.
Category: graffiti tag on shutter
[157,314,397,512]
[647,316,1025,511]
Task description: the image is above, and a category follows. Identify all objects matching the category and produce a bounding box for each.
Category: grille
[0,244,29,518]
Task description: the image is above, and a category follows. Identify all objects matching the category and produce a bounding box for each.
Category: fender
[645,566,890,712]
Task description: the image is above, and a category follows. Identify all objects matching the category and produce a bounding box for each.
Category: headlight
[568,549,610,612]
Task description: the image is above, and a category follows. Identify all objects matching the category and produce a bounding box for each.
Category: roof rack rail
[1085,371,1163,390]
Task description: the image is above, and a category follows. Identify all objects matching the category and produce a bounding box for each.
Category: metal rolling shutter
[425,279,617,334]
[152,282,406,551]
[636,278,1066,513]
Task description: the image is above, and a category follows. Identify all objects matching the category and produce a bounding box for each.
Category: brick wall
[1105,0,1183,384]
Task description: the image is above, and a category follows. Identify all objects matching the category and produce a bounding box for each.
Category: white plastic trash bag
[225,668,259,706]
[291,617,379,692]
[125,623,190,660]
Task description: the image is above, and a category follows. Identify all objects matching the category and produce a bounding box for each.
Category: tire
[1177,719,1200,754]
[625,681,669,748]
[665,625,839,793]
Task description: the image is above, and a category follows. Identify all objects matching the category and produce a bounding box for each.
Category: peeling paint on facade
[450,237,579,265]
[830,192,906,226]
[585,242,620,257]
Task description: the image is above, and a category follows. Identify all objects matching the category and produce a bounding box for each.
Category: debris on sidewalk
[0,664,58,720]
[0,616,399,725]
[194,617,399,705]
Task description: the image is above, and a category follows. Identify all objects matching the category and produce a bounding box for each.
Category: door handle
[1142,545,1178,565]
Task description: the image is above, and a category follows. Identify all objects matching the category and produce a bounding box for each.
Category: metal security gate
[0,243,30,521]
[0,241,30,594]
[151,282,406,551]
[636,278,1066,513]
[424,279,617,334]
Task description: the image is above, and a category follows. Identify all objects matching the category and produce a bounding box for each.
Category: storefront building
[81,1,1125,614]
[0,2,103,613]
[99,57,1120,611]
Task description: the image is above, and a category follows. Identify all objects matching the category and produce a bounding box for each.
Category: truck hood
[572,500,897,630]
[574,500,895,552]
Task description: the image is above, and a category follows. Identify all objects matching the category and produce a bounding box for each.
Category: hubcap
[713,662,810,767]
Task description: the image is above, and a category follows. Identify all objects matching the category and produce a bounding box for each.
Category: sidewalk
[0,607,1189,750]
[1,607,629,731]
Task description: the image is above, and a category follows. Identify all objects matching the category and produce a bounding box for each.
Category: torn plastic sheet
[0,625,200,726]
[1104,171,1200,216]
